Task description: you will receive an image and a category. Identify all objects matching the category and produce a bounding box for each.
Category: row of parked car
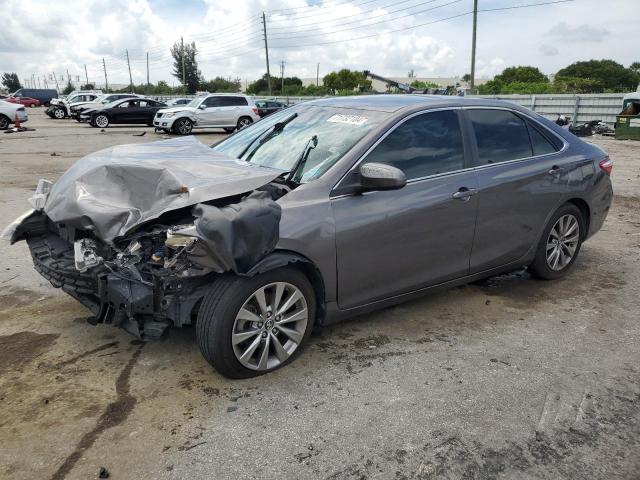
[46,90,288,135]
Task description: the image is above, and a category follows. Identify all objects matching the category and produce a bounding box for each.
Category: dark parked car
[4,95,613,378]
[84,98,167,127]
[255,99,285,117]
[11,88,57,106]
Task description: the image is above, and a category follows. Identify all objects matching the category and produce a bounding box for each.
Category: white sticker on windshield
[327,114,368,126]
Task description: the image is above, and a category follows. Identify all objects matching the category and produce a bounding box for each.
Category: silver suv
[154,93,260,135]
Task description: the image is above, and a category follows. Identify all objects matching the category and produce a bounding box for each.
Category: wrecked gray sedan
[4,96,613,378]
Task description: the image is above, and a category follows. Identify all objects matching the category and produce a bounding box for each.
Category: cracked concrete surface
[0,111,639,479]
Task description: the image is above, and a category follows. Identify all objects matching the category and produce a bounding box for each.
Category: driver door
[331,109,479,309]
[196,96,225,126]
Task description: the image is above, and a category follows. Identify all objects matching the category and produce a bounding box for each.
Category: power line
[270,0,575,48]
[268,0,438,31]
[270,0,460,40]
[267,0,385,19]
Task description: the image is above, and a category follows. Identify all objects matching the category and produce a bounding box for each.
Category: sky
[0,0,637,88]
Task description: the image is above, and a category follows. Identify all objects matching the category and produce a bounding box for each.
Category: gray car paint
[260,96,612,323]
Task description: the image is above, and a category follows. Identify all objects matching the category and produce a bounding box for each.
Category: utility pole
[52,71,60,92]
[146,51,150,88]
[316,63,320,86]
[469,0,478,93]
[102,58,108,91]
[125,49,134,91]
[37,76,41,88]
[84,64,89,86]
[181,37,186,89]
[280,60,285,95]
[261,12,272,96]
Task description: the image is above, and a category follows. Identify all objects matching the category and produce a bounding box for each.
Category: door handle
[452,187,477,200]
[548,165,564,175]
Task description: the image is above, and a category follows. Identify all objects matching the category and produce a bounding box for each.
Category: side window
[139,100,150,107]
[526,120,560,156]
[256,100,266,107]
[363,110,465,180]
[468,109,533,164]
[202,97,223,108]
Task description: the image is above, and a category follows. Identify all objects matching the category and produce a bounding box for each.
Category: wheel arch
[245,250,326,325]
[566,197,591,239]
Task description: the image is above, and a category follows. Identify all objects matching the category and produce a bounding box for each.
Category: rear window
[468,109,533,164]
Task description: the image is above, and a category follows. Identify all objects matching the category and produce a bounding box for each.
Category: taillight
[251,106,259,115]
[598,156,613,175]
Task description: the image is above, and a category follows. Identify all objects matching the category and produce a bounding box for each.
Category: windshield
[186,97,202,108]
[213,105,386,182]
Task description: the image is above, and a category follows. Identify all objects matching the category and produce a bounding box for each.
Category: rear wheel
[173,117,193,135]
[530,203,584,280]
[237,116,252,130]
[196,267,316,378]
[0,115,9,129]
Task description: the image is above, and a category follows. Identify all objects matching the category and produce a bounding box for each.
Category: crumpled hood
[43,136,283,243]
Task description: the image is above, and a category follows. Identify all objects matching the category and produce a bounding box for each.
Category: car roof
[304,94,526,113]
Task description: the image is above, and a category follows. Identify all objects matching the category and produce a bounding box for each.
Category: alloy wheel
[546,214,580,271]
[54,108,65,119]
[0,116,9,129]
[95,115,109,128]
[176,119,192,135]
[237,118,251,129]
[231,282,308,371]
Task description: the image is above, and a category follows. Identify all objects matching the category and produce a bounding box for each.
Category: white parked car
[154,93,260,134]
[47,92,103,119]
[0,100,28,129]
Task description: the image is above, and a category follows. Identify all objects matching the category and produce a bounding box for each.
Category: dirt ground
[1,110,639,480]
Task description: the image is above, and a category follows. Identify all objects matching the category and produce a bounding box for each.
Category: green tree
[323,69,371,93]
[200,76,241,93]
[171,40,201,94]
[630,62,640,76]
[410,80,439,90]
[462,73,471,83]
[494,66,549,84]
[1,72,22,92]
[81,83,95,90]
[62,80,75,95]
[556,60,639,92]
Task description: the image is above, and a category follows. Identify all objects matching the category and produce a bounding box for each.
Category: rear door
[332,109,479,309]
[464,108,574,273]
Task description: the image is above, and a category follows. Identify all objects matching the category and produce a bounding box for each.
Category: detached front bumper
[26,227,210,340]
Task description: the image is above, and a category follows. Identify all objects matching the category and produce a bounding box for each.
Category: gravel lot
[1,110,639,480]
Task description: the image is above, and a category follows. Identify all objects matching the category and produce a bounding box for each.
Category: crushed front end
[20,211,215,339]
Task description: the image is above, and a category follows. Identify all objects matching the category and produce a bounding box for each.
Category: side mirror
[359,163,406,191]
[198,104,206,110]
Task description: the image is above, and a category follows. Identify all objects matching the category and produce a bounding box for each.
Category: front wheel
[93,114,109,128]
[53,107,65,119]
[0,115,9,129]
[530,203,584,280]
[196,268,316,378]
[173,118,193,135]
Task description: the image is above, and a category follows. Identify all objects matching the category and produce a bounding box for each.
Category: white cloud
[0,0,637,87]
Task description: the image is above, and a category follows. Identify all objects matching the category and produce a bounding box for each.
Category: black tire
[223,127,236,133]
[0,115,9,129]
[530,203,585,280]
[53,107,66,119]
[236,116,252,130]
[173,117,193,135]
[196,267,316,379]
